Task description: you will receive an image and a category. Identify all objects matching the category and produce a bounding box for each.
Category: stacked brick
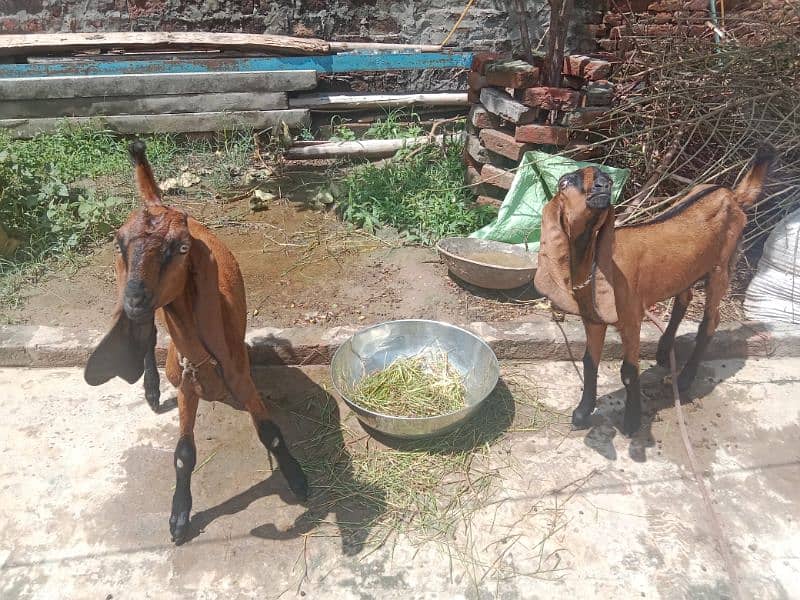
[464,53,615,207]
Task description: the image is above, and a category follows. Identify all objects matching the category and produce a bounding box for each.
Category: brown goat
[534,148,774,435]
[84,140,308,544]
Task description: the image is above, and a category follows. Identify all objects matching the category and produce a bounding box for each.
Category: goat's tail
[128,139,162,208]
[735,145,775,208]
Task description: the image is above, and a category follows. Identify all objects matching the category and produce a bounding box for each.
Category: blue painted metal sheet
[0,52,473,78]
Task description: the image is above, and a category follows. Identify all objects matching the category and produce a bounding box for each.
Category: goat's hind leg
[677,271,727,393]
[656,288,693,368]
[233,376,309,501]
[170,381,199,544]
[572,319,607,429]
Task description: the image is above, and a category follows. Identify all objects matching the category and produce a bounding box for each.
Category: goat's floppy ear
[534,196,580,314]
[591,209,618,324]
[84,309,155,386]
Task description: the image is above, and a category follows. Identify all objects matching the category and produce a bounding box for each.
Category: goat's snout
[123,279,154,321]
[587,176,612,209]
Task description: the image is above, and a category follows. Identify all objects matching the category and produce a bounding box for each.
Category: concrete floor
[1,357,798,599]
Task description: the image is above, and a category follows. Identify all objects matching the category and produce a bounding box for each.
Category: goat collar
[179,352,217,382]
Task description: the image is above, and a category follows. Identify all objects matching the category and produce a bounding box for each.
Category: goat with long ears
[534,148,774,435]
[85,140,308,544]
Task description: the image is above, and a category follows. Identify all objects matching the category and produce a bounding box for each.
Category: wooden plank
[0,32,331,57]
[289,92,468,111]
[0,71,317,100]
[327,41,442,52]
[0,52,474,78]
[0,109,311,138]
[284,135,445,160]
[0,92,288,119]
[479,87,537,125]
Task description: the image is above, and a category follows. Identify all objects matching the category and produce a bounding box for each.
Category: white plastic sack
[744,206,800,324]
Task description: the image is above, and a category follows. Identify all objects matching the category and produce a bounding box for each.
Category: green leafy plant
[363,108,424,140]
[337,141,496,245]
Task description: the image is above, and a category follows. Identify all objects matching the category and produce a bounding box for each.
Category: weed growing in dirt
[0,124,255,312]
[337,141,497,244]
[328,109,425,142]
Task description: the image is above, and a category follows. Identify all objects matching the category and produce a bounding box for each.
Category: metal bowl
[436,237,538,290]
[330,319,500,440]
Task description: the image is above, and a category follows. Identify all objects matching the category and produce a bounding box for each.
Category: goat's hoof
[169,510,191,544]
[145,390,160,413]
[677,370,695,394]
[284,462,309,502]
[571,409,593,430]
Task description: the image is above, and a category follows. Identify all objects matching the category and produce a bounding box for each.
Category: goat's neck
[162,292,213,365]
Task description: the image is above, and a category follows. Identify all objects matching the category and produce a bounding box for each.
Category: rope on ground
[644,308,742,600]
[439,0,476,47]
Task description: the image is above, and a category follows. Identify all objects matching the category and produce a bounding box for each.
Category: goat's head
[85,140,193,387]
[115,206,192,322]
[533,166,618,324]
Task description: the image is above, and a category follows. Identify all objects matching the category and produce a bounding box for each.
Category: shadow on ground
[580,327,748,463]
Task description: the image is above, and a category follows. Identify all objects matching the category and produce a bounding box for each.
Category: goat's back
[614,189,747,308]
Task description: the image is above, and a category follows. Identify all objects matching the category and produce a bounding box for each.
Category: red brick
[485,60,540,89]
[583,80,614,106]
[480,164,515,190]
[683,0,708,9]
[648,0,681,10]
[475,195,503,208]
[561,75,586,90]
[563,55,613,81]
[469,104,500,130]
[471,52,508,75]
[515,124,570,146]
[652,11,675,23]
[603,12,623,26]
[467,71,488,92]
[465,165,482,190]
[561,107,613,129]
[515,87,580,110]
[586,24,607,37]
[598,39,619,51]
[610,25,629,39]
[468,88,481,104]
[480,87,538,125]
[479,128,533,162]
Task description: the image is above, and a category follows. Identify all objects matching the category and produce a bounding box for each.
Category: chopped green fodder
[350,348,466,417]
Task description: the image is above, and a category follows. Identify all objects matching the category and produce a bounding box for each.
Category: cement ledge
[0,319,797,369]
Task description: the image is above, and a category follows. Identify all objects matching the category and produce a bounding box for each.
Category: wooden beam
[289,92,468,111]
[0,52,474,78]
[284,135,445,160]
[0,32,331,57]
[0,92,288,119]
[0,109,311,138]
[0,71,317,100]
[327,41,442,52]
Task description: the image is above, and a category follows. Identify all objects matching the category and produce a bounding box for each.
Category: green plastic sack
[470,151,630,251]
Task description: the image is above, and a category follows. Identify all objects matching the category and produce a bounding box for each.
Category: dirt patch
[3,190,551,329]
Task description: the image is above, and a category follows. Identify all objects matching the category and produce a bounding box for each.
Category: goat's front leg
[619,320,643,436]
[572,319,607,429]
[170,382,199,544]
[231,374,309,501]
[678,271,726,393]
[656,288,693,368]
[142,333,160,412]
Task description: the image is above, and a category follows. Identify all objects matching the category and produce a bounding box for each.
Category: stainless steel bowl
[330,319,500,440]
[436,237,538,290]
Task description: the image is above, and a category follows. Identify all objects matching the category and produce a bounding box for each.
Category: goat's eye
[178,243,190,254]
[559,179,570,190]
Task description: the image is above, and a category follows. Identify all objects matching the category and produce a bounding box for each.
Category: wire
[440,0,477,47]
